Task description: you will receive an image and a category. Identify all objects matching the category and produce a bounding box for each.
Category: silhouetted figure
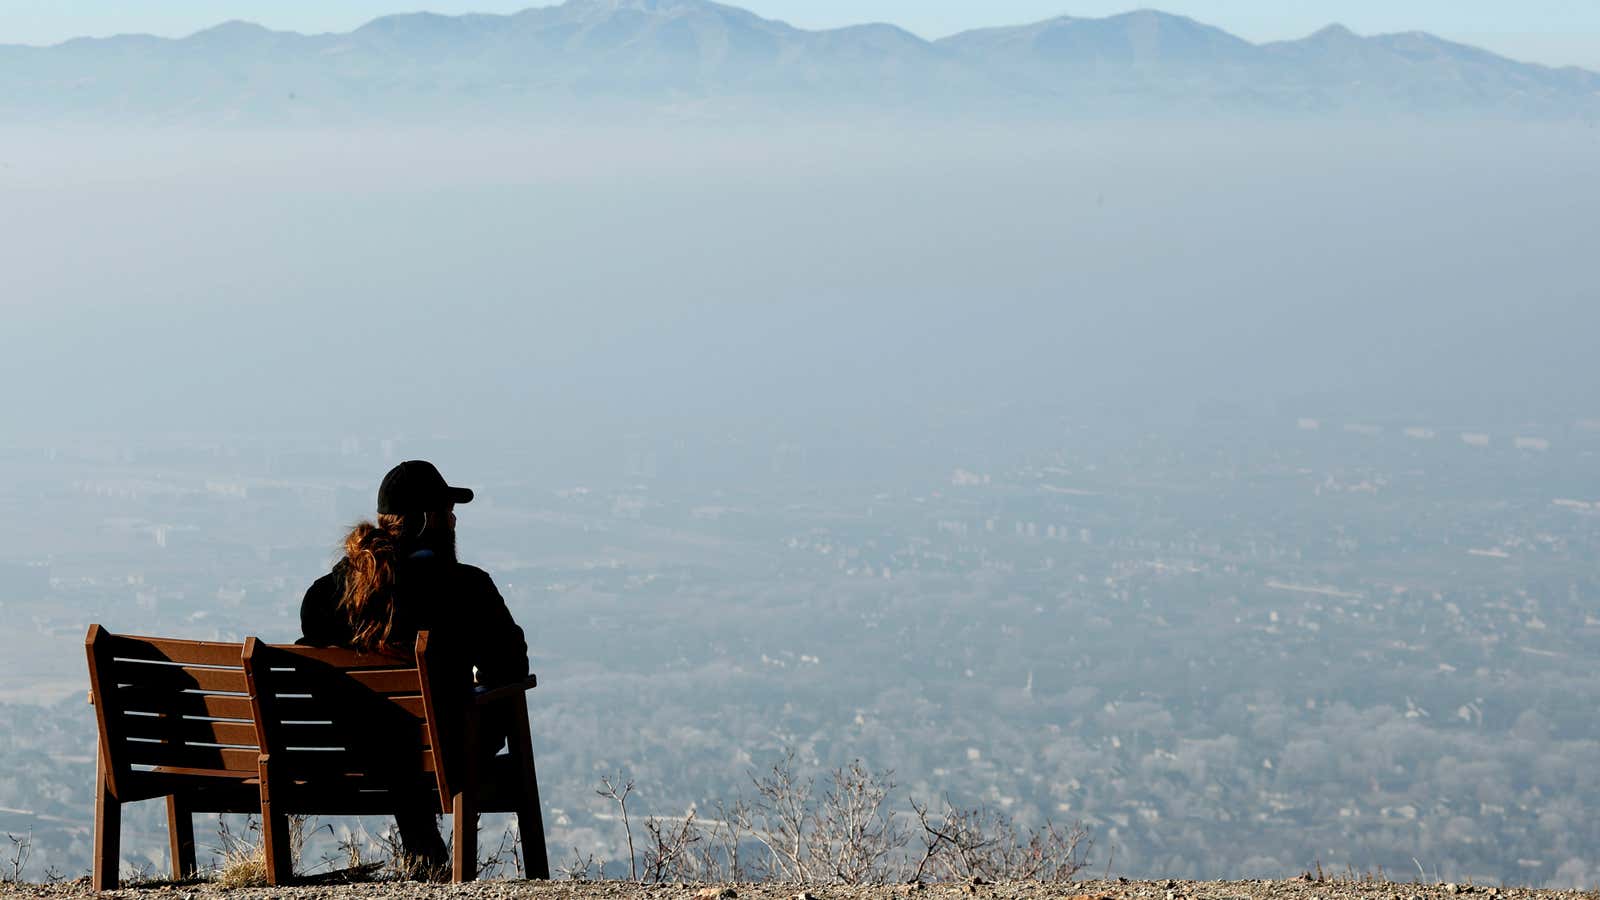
[299,460,528,868]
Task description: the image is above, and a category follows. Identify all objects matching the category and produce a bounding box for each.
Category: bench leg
[262,810,292,886]
[515,789,549,881]
[166,795,196,880]
[259,757,293,886]
[451,792,478,883]
[93,757,120,891]
[509,705,549,879]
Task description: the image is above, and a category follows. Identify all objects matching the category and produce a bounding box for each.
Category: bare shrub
[696,798,752,882]
[3,831,31,883]
[742,753,911,884]
[597,774,639,881]
[558,846,600,881]
[582,755,1091,887]
[910,797,1090,883]
[811,760,907,884]
[479,821,525,880]
[122,858,157,885]
[642,811,701,883]
[748,749,816,881]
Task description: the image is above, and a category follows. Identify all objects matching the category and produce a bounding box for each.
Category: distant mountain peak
[559,0,746,14]
[186,19,273,40]
[1111,8,1203,24]
[1309,23,1358,41]
[940,7,1258,66]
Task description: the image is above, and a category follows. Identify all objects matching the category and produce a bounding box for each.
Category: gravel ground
[2,878,1591,900]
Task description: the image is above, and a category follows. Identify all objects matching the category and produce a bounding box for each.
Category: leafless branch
[558,846,600,881]
[598,774,639,881]
[642,811,702,883]
[3,832,32,884]
[748,749,815,882]
[808,761,907,884]
[906,796,1090,883]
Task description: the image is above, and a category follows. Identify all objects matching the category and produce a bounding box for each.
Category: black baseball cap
[377,460,475,515]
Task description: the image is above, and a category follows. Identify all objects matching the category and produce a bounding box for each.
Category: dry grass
[213,815,314,888]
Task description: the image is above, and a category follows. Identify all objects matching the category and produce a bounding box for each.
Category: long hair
[338,514,411,652]
[339,510,457,652]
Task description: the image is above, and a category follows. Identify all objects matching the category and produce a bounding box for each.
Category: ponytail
[338,514,408,651]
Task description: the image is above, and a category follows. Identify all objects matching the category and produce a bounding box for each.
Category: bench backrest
[85,624,258,800]
[242,635,445,802]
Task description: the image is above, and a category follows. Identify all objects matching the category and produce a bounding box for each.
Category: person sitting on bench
[298,460,529,868]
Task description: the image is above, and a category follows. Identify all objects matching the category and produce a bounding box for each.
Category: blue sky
[6,0,1600,69]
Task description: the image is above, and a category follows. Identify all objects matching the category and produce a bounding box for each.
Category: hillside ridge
[3,1,1598,121]
[8,0,1595,72]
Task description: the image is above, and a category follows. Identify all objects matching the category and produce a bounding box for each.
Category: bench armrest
[471,674,538,707]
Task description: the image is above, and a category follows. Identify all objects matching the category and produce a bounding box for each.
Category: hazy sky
[5,0,1600,70]
[3,122,1597,439]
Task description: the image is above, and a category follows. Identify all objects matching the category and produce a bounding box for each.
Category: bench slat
[119,714,257,746]
[260,667,423,696]
[272,720,430,749]
[271,748,436,776]
[123,741,259,772]
[254,644,413,669]
[112,688,253,720]
[141,765,261,782]
[107,660,248,694]
[102,634,247,668]
[262,694,427,719]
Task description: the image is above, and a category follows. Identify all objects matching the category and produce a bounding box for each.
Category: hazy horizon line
[6,1,1596,76]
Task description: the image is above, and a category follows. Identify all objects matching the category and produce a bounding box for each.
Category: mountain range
[3,0,1598,122]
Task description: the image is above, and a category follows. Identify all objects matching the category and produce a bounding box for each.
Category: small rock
[796,892,820,900]
[1447,885,1460,895]
[1166,892,1178,900]
[1166,880,1179,889]
[696,889,737,900]
[1119,877,1131,885]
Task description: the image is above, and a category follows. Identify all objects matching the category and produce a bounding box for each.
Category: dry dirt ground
[2,879,1594,900]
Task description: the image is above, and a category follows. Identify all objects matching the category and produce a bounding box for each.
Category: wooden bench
[85,625,262,891]
[86,624,550,889]
[242,631,549,884]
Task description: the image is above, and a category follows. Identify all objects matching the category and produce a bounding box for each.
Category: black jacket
[299,553,529,688]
